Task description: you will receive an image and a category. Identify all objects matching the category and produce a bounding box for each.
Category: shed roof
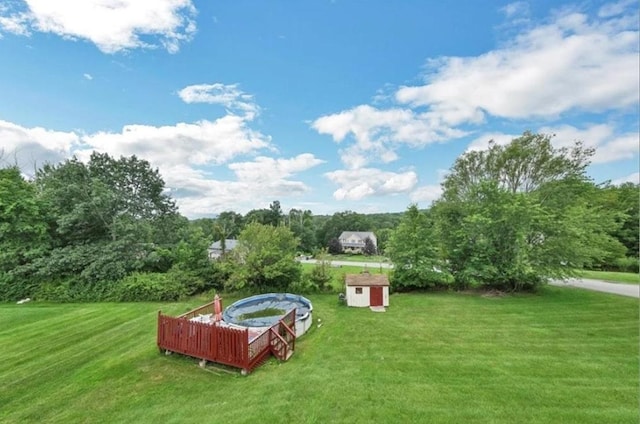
[345,273,389,287]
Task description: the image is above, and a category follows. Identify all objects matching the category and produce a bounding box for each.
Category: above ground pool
[223,293,313,337]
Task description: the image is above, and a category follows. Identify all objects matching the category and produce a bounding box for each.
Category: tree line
[0,152,399,301]
[1,132,637,301]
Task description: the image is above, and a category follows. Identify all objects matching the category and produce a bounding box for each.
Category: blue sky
[0,0,637,218]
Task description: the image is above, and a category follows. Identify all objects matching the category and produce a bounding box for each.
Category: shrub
[113,272,187,301]
[612,256,640,273]
[34,278,116,302]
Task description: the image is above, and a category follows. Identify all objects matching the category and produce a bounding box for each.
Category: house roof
[345,273,389,287]
[338,231,376,240]
[209,239,238,250]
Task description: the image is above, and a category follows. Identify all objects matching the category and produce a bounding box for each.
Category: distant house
[208,239,238,259]
[345,271,389,307]
[338,231,377,254]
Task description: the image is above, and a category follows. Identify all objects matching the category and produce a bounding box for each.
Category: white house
[208,239,238,259]
[338,231,377,254]
[345,271,389,307]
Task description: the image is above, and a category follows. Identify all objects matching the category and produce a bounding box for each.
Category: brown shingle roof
[345,273,389,287]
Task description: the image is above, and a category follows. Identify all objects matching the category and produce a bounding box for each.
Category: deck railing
[178,301,216,320]
[158,312,248,369]
[158,307,298,374]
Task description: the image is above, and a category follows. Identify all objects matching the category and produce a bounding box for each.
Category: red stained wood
[370,286,383,306]
[157,307,297,374]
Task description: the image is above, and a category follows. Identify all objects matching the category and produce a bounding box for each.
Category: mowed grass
[301,262,390,291]
[1,287,638,424]
[578,269,639,284]
[326,254,390,263]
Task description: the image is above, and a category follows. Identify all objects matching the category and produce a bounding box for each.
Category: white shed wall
[346,286,390,307]
[346,286,370,307]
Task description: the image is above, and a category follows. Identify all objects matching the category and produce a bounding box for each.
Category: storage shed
[345,272,390,307]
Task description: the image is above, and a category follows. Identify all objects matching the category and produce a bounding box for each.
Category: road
[548,278,639,298]
[298,259,394,269]
[300,258,638,298]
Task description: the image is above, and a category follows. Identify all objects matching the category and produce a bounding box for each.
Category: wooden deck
[157,301,296,374]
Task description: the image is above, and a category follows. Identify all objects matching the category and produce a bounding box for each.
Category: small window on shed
[355,287,363,294]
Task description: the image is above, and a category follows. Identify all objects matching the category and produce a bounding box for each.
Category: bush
[612,256,640,273]
[165,266,206,296]
[391,267,454,292]
[112,272,187,301]
[34,278,116,302]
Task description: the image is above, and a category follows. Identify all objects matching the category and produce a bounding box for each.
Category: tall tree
[225,222,301,292]
[268,200,283,226]
[387,205,450,290]
[32,153,181,285]
[287,208,317,252]
[215,211,244,239]
[0,167,49,299]
[363,237,377,256]
[435,131,623,291]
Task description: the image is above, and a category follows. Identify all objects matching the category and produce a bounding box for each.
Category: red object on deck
[214,294,222,322]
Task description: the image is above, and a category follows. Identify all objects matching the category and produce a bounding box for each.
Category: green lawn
[326,254,390,263]
[301,262,390,291]
[1,288,638,423]
[578,269,639,284]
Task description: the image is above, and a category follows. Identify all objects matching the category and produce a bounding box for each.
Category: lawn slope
[1,288,637,423]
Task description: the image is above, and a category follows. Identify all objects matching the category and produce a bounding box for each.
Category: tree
[375,228,393,255]
[308,248,332,291]
[215,211,244,238]
[287,208,317,253]
[0,167,50,299]
[387,205,451,290]
[434,131,623,291]
[327,237,343,255]
[244,208,271,226]
[226,222,301,292]
[597,182,639,260]
[28,153,182,292]
[268,200,283,226]
[363,237,377,256]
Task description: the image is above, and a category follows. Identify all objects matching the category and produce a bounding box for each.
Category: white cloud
[0,116,325,217]
[591,133,639,164]
[158,155,323,217]
[611,172,639,185]
[229,154,325,182]
[396,6,638,120]
[0,119,79,170]
[537,124,639,164]
[83,73,93,80]
[0,0,197,54]
[500,1,530,19]
[409,184,442,204]
[0,9,30,35]
[177,83,260,119]
[312,104,466,168]
[466,124,639,164]
[79,115,271,167]
[324,168,417,200]
[598,0,637,18]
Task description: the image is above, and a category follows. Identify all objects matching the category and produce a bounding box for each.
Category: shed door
[370,287,383,306]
